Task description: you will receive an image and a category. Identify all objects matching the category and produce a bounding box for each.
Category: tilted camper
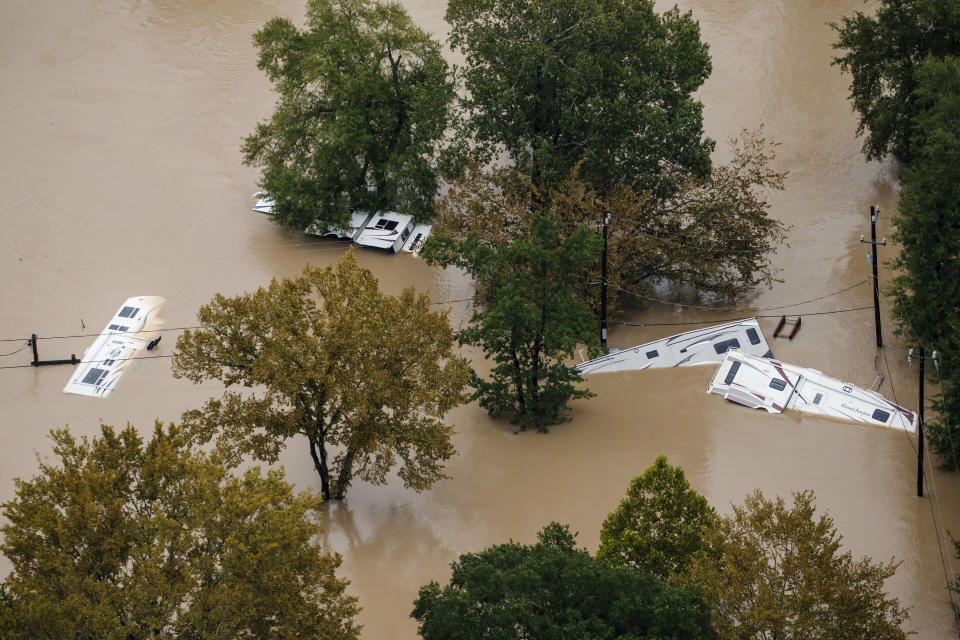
[576,318,772,374]
[707,351,918,432]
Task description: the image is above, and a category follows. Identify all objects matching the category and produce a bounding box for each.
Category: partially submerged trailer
[63,296,165,398]
[575,318,772,374]
[707,351,918,432]
[305,211,373,241]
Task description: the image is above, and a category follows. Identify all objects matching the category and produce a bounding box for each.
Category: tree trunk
[333,449,357,500]
[309,435,331,501]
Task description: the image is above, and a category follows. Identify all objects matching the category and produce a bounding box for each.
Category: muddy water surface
[1,0,958,637]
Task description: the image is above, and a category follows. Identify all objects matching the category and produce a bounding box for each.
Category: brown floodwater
[1,0,958,637]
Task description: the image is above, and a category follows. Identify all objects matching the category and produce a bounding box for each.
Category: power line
[0,353,174,371]
[615,306,874,328]
[0,297,475,345]
[0,341,31,357]
[614,278,869,313]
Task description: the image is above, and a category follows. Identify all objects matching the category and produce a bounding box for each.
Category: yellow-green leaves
[173,249,470,500]
[0,424,359,640]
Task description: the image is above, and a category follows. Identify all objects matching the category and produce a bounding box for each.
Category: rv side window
[108,324,128,332]
[769,378,787,391]
[746,328,761,345]
[645,350,659,359]
[375,219,399,231]
[872,409,891,423]
[82,368,109,386]
[118,306,139,318]
[723,360,741,385]
[714,338,741,355]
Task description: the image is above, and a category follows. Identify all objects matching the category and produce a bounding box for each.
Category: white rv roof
[355,212,414,250]
[707,351,918,432]
[63,296,165,398]
[576,318,772,374]
[400,223,432,254]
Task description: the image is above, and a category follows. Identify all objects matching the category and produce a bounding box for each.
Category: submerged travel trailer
[252,191,275,214]
[354,212,416,253]
[252,195,431,254]
[707,351,918,432]
[304,211,373,241]
[575,318,773,374]
[63,296,165,398]
[400,223,432,255]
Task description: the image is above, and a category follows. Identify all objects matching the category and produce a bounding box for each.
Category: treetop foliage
[243,0,454,231]
[685,490,909,640]
[598,455,715,579]
[432,129,787,308]
[411,522,717,639]
[0,423,359,640]
[445,0,714,193]
[173,249,470,500]
[425,214,600,431]
[832,0,960,162]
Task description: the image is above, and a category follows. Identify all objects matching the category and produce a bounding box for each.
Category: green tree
[888,56,960,468]
[425,215,599,432]
[432,130,786,306]
[832,0,960,161]
[445,0,714,193]
[243,0,454,231]
[0,424,359,640]
[173,250,470,500]
[684,490,909,640]
[411,522,716,639]
[598,455,715,580]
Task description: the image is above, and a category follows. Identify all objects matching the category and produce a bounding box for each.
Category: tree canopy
[684,490,909,640]
[888,55,960,468]
[832,0,960,162]
[598,455,715,580]
[411,522,716,639]
[432,129,786,307]
[425,214,599,432]
[445,0,714,192]
[0,424,359,640]
[173,250,470,500]
[243,0,454,231]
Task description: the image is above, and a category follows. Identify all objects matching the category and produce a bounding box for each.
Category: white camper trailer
[63,296,165,398]
[355,212,415,253]
[576,318,772,374]
[707,351,918,432]
[304,211,373,241]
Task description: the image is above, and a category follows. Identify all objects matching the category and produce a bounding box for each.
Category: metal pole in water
[870,205,882,348]
[918,346,925,497]
[600,213,610,347]
[861,205,887,348]
[30,333,39,366]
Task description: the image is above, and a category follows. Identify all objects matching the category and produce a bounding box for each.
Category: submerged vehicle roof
[63,296,165,398]
[707,351,917,432]
[576,317,772,374]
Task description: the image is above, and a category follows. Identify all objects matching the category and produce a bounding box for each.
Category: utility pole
[909,347,938,497]
[600,213,610,347]
[860,204,887,347]
[29,333,79,367]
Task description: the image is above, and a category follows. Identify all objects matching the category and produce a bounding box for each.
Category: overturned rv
[63,296,165,398]
[576,318,772,374]
[707,351,918,432]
